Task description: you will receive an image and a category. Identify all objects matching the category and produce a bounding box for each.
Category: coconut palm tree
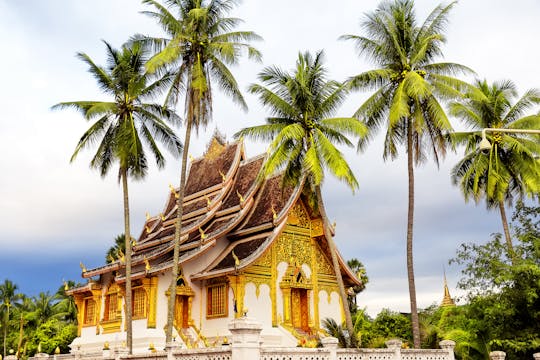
[105,234,126,264]
[340,0,472,347]
[0,280,22,357]
[235,50,367,347]
[450,79,540,260]
[52,41,183,353]
[137,0,261,342]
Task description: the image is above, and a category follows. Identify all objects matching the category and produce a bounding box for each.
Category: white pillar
[228,316,262,360]
[489,351,506,360]
[321,337,338,360]
[385,339,402,360]
[439,340,456,360]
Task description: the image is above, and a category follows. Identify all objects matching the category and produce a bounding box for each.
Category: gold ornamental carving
[287,203,311,229]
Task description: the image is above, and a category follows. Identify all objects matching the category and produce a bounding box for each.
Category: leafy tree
[105,234,126,264]
[341,0,471,346]
[27,318,77,356]
[235,50,367,346]
[346,258,369,314]
[450,79,540,260]
[0,279,22,357]
[53,41,182,353]
[137,0,261,343]
[450,202,540,359]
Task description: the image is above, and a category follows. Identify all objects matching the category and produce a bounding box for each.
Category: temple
[67,137,361,353]
[440,273,455,307]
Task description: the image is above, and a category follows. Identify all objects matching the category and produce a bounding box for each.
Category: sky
[0,0,539,317]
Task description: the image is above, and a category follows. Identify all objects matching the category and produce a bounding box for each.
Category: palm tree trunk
[315,186,357,347]
[3,311,7,358]
[406,122,420,348]
[17,314,24,358]
[165,118,192,343]
[121,169,133,354]
[498,201,515,263]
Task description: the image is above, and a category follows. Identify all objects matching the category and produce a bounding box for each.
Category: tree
[52,41,182,353]
[235,50,367,347]
[450,202,540,359]
[450,79,540,259]
[105,234,126,264]
[340,0,471,347]
[346,258,369,314]
[0,280,22,358]
[138,0,261,343]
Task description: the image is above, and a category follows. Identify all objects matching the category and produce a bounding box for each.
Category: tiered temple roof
[71,138,360,292]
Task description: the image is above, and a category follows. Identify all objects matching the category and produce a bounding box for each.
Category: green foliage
[0,280,78,358]
[106,234,126,264]
[138,0,262,128]
[450,202,540,359]
[27,319,77,356]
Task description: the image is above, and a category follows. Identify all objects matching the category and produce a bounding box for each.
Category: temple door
[175,295,190,329]
[291,288,309,332]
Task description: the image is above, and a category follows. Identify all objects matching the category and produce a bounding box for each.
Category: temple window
[207,283,227,318]
[132,287,147,319]
[104,293,118,321]
[83,297,96,326]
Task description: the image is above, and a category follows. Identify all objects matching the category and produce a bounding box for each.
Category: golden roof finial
[63,280,69,291]
[199,227,207,240]
[236,190,245,204]
[79,262,87,273]
[118,249,125,264]
[271,205,277,220]
[131,239,137,247]
[169,184,179,198]
[189,154,194,162]
[204,194,211,207]
[144,257,151,272]
[146,225,151,233]
[145,212,150,221]
[219,170,226,182]
[160,213,166,221]
[232,249,240,269]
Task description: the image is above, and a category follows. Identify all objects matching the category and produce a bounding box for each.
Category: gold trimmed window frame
[82,297,96,326]
[206,283,228,318]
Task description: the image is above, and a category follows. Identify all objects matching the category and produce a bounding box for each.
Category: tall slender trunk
[121,169,133,354]
[498,201,515,264]
[165,118,193,343]
[315,186,357,347]
[406,122,420,348]
[17,313,24,358]
[3,307,7,358]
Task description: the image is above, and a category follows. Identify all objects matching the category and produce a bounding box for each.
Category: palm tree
[137,0,261,343]
[0,280,22,357]
[53,41,182,353]
[235,51,367,347]
[450,79,540,259]
[340,0,472,347]
[105,234,126,264]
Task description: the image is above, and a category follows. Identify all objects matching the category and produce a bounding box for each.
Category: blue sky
[0,0,538,316]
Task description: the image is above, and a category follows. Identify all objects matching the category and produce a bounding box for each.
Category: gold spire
[441,271,455,307]
[146,212,150,221]
[79,262,87,273]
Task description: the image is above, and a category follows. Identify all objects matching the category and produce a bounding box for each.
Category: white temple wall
[275,262,288,322]
[243,283,272,328]
[318,290,341,327]
[155,272,172,330]
[198,286,235,338]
